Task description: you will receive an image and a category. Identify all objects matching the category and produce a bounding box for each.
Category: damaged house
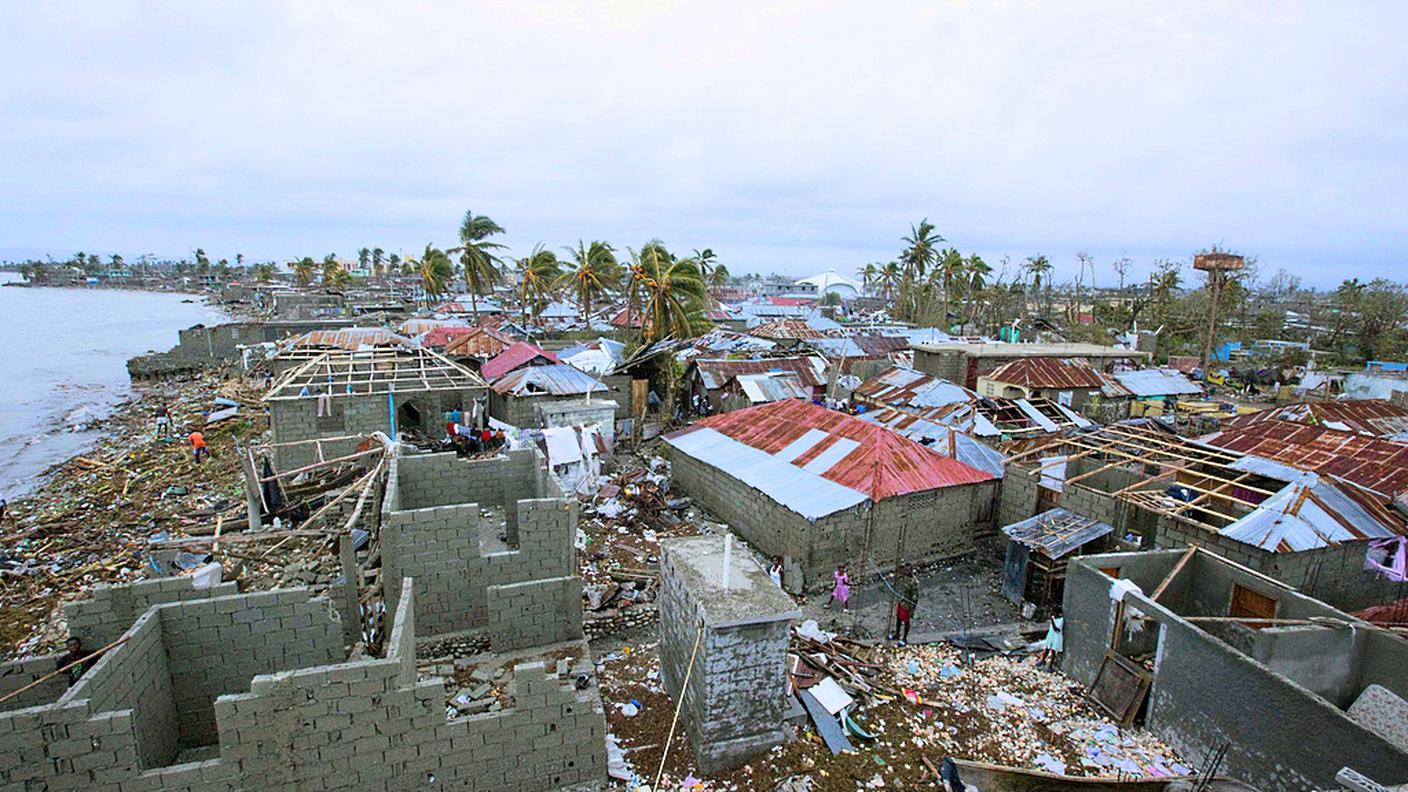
[1062,547,1408,791]
[684,356,828,414]
[663,399,998,586]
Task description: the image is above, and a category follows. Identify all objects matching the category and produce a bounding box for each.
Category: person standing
[188,428,207,464]
[0,498,7,527]
[768,556,784,589]
[892,565,919,646]
[1038,610,1065,669]
[825,564,851,611]
[154,404,171,438]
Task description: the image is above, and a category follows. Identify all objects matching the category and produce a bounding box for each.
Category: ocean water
[0,273,225,498]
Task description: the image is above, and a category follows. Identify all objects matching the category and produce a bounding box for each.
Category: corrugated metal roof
[1222,399,1408,439]
[985,358,1110,390]
[664,426,868,520]
[857,408,1008,478]
[853,366,975,408]
[443,326,514,358]
[282,328,417,351]
[1200,422,1408,497]
[676,399,996,501]
[734,373,809,403]
[398,318,465,336]
[489,364,608,396]
[749,319,828,339]
[1002,508,1114,558]
[693,356,827,390]
[482,342,558,381]
[1112,368,1203,398]
[1220,473,1401,552]
[416,324,476,349]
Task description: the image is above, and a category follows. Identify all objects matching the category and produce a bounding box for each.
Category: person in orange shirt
[188,429,208,464]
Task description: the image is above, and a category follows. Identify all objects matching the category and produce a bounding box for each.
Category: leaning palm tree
[640,253,708,343]
[448,210,507,316]
[292,257,316,287]
[624,241,671,340]
[415,245,454,307]
[560,240,618,330]
[964,255,993,328]
[1026,254,1053,316]
[879,261,902,303]
[937,248,966,326]
[371,247,385,282]
[859,262,880,295]
[516,244,564,331]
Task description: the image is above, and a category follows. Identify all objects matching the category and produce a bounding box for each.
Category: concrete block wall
[381,449,582,646]
[997,464,1041,528]
[157,589,346,747]
[667,444,989,588]
[1062,551,1408,791]
[658,537,798,775]
[208,583,606,791]
[60,609,180,771]
[271,387,483,470]
[64,576,239,649]
[486,577,584,650]
[0,581,607,791]
[0,652,70,711]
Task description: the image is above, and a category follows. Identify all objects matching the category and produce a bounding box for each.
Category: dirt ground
[797,550,1026,642]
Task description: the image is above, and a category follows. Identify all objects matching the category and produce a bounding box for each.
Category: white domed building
[795,268,864,300]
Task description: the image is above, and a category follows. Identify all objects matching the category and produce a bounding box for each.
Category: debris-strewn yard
[594,634,1193,791]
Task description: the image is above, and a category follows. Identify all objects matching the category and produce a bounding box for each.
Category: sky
[2,1,1405,288]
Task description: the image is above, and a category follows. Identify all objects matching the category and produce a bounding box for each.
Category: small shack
[1001,507,1115,612]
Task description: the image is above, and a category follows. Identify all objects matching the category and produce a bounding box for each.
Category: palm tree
[448,210,507,316]
[878,261,901,303]
[937,247,965,326]
[321,254,341,285]
[415,245,454,307]
[215,259,231,283]
[859,262,880,295]
[372,248,385,282]
[109,254,124,271]
[560,240,618,330]
[235,253,245,271]
[1026,254,1053,316]
[514,244,563,330]
[640,251,708,343]
[624,241,671,339]
[388,253,402,276]
[900,220,943,319]
[194,248,210,275]
[964,255,992,328]
[357,247,370,274]
[293,257,315,287]
[1328,277,1365,349]
[254,263,275,283]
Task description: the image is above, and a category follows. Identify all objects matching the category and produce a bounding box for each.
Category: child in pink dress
[826,564,851,611]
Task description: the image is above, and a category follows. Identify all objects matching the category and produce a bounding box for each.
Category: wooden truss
[263,347,486,402]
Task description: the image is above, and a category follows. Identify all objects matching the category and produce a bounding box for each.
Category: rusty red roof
[749,319,827,340]
[443,326,514,358]
[481,342,558,381]
[692,356,828,390]
[687,399,996,498]
[1200,422,1408,497]
[985,357,1109,390]
[1222,399,1408,439]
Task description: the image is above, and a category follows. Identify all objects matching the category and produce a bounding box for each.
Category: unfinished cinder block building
[1063,548,1408,791]
[664,399,998,587]
[658,535,800,774]
[263,346,485,471]
[380,448,583,648]
[0,577,606,790]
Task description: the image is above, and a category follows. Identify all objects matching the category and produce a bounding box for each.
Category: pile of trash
[577,451,720,637]
[0,372,268,657]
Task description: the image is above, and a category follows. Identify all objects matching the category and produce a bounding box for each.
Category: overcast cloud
[2,1,1405,287]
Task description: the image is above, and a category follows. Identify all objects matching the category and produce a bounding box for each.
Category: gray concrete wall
[156,589,345,747]
[271,387,482,470]
[1063,551,1408,791]
[381,449,581,646]
[658,539,794,775]
[0,580,607,792]
[667,442,991,587]
[1157,518,1406,612]
[0,652,70,711]
[64,576,239,649]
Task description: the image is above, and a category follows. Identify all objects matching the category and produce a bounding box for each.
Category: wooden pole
[0,635,130,706]
[1150,545,1197,602]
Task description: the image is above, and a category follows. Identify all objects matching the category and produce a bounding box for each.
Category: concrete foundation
[658,536,800,774]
